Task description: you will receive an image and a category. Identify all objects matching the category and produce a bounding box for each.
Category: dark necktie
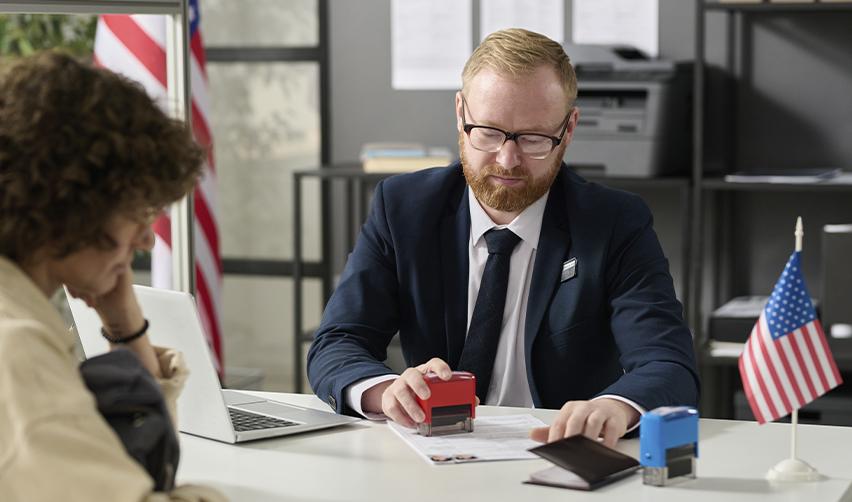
[458,228,522,401]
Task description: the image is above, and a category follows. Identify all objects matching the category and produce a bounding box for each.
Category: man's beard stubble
[459,133,562,213]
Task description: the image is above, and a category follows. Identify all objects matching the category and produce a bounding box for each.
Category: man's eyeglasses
[461,95,573,160]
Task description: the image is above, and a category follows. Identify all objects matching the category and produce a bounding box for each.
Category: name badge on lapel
[561,258,577,282]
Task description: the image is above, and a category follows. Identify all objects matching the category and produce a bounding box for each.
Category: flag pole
[792,216,803,460]
[766,216,820,482]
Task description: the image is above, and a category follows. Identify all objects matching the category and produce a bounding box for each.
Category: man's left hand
[530,398,640,448]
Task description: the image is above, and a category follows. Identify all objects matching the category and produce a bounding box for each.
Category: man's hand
[361,358,455,428]
[530,398,640,448]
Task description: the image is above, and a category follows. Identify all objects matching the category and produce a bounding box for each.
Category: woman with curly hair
[0,51,223,501]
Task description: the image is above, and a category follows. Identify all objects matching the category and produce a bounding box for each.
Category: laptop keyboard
[228,408,299,432]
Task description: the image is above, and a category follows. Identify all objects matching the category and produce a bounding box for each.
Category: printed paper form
[388,414,546,465]
[391,0,472,90]
[480,0,564,43]
[573,0,659,58]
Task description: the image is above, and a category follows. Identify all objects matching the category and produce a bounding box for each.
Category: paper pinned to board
[572,0,659,58]
[391,0,472,90]
[480,0,564,43]
[388,414,546,465]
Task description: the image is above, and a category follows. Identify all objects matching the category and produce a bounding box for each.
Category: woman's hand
[67,266,162,378]
[68,266,144,338]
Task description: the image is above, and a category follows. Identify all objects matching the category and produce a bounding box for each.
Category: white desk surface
[177,392,852,502]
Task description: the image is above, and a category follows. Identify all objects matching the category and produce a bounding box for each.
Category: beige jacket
[0,257,225,502]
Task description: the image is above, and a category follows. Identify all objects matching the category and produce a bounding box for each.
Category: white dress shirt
[466,188,546,407]
[346,189,644,424]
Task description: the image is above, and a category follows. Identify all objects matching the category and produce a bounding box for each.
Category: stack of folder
[360,143,453,173]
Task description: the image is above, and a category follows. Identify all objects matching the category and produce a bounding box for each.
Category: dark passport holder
[525,435,640,491]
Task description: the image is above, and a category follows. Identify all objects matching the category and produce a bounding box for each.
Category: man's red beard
[459,133,562,213]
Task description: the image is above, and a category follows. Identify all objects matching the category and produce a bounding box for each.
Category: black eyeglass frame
[460,95,574,159]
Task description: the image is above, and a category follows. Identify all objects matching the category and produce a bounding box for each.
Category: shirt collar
[468,187,549,250]
[0,256,76,354]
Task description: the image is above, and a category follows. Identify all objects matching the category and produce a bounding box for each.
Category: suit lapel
[524,174,572,402]
[442,187,470,368]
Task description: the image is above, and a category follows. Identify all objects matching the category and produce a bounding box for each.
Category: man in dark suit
[308,28,698,447]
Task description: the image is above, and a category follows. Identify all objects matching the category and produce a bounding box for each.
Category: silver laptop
[68,285,357,443]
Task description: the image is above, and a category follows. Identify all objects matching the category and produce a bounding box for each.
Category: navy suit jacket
[307,163,699,415]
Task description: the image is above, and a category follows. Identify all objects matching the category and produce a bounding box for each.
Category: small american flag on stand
[94,0,223,371]
[739,251,842,424]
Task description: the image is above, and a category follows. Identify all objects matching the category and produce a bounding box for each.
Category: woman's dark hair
[0,51,204,262]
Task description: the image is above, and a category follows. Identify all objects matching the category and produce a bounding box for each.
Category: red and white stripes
[94,13,223,370]
[739,316,841,424]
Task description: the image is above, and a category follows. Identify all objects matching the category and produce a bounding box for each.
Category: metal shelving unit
[693,0,852,419]
[692,0,852,341]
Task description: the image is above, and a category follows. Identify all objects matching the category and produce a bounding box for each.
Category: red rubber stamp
[416,371,477,436]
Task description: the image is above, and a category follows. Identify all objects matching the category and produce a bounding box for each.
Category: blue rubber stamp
[640,406,699,486]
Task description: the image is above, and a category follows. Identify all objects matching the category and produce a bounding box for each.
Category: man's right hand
[361,358,453,428]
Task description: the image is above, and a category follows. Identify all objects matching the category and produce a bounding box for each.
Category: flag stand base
[766,458,821,482]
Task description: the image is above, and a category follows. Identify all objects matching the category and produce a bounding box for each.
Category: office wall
[329,1,852,165]
[329,0,697,165]
[328,1,852,310]
[328,0,696,300]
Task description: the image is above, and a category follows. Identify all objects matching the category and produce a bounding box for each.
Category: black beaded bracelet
[101,319,150,344]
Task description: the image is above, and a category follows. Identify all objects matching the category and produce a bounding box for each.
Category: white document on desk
[388,414,545,465]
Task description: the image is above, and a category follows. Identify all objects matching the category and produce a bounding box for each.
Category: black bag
[79,348,180,491]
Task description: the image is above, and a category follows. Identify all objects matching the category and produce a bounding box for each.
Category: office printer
[563,44,691,178]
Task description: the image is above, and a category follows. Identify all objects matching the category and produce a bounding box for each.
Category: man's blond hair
[462,28,577,107]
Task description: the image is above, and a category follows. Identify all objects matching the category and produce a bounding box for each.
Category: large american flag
[739,251,842,424]
[94,0,223,370]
